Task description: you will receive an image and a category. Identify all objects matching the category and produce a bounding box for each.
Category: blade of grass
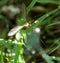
[49,38,60,54]
[31,7,60,28]
[51,56,60,61]
[47,21,60,27]
[26,0,37,14]
[0,51,4,63]
[37,0,60,5]
[13,32,25,63]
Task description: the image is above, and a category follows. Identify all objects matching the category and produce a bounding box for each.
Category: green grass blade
[0,51,4,63]
[26,0,37,14]
[47,21,60,27]
[51,56,60,61]
[31,7,60,28]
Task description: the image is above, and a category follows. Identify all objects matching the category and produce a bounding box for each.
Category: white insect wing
[8,26,23,36]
